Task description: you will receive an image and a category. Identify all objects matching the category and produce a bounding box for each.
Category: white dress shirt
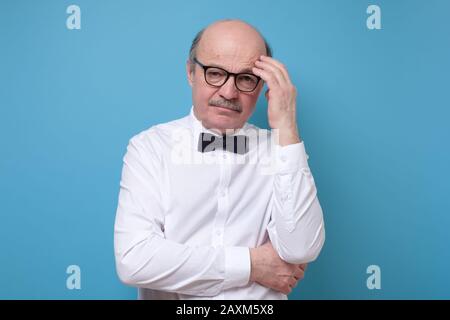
[114,106,325,300]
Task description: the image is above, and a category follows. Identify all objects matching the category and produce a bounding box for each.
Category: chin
[207,117,241,132]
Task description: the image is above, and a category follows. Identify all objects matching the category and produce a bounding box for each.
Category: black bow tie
[198,132,249,154]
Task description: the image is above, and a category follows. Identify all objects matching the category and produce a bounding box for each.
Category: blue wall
[1,0,449,299]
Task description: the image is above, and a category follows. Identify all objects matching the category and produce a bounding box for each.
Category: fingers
[254,60,286,86]
[252,65,280,90]
[281,278,296,295]
[275,273,302,295]
[289,277,298,287]
[252,55,293,91]
[284,276,299,295]
[260,55,291,81]
[292,263,307,280]
[282,287,292,295]
[293,267,305,281]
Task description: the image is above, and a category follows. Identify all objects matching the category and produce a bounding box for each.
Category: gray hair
[188,20,273,70]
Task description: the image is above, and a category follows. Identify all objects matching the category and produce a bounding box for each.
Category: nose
[217,75,239,100]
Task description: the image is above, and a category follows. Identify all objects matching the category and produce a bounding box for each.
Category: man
[114,19,325,300]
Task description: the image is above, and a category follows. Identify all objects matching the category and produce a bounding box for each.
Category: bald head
[189,19,272,66]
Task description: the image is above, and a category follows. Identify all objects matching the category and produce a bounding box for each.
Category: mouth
[210,104,240,113]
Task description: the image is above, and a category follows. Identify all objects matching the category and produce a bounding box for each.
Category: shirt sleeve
[114,133,250,296]
[266,141,326,264]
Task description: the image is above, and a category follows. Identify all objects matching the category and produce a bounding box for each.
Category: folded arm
[114,134,250,296]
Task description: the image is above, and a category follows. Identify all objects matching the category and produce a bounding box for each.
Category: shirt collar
[188,105,250,139]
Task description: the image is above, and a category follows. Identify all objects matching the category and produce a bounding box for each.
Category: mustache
[209,99,242,112]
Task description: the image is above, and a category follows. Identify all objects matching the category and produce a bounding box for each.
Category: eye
[206,69,226,78]
[239,74,257,83]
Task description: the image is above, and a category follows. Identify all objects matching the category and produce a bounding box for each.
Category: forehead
[196,23,266,73]
[199,52,258,73]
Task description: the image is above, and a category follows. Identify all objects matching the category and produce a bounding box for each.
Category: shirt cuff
[274,141,309,174]
[223,246,251,290]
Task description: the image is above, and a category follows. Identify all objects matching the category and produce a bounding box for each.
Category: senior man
[114,19,325,300]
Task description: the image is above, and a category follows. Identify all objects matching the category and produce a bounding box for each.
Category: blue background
[1,0,449,299]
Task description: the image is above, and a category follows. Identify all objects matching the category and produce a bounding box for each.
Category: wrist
[249,248,260,283]
[277,127,301,146]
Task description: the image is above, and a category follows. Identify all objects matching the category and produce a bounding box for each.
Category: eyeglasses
[192,57,261,92]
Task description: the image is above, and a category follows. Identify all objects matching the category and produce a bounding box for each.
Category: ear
[186,60,194,87]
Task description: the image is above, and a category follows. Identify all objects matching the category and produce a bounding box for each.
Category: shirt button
[223,153,227,159]
[216,229,222,236]
[280,155,287,162]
